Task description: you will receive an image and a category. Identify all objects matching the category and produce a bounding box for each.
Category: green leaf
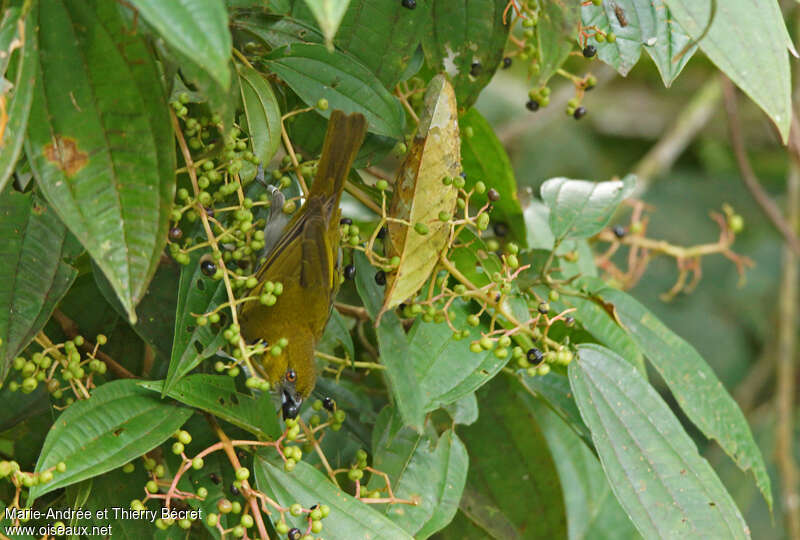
[254,456,414,539]
[0,2,37,193]
[318,308,355,360]
[266,43,405,138]
[26,0,176,322]
[367,407,468,537]
[334,0,429,87]
[85,467,152,539]
[0,190,77,381]
[29,379,193,500]
[581,0,652,76]
[353,251,425,431]
[533,399,640,540]
[303,0,350,48]
[164,252,227,395]
[231,12,324,49]
[443,392,478,426]
[237,63,282,166]
[457,376,567,537]
[422,0,510,109]
[663,0,791,141]
[139,374,281,439]
[460,108,526,245]
[540,175,634,242]
[126,0,231,89]
[569,344,750,539]
[590,282,772,510]
[644,0,695,86]
[533,0,580,87]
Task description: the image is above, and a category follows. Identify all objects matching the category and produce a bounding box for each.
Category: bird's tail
[309,110,367,203]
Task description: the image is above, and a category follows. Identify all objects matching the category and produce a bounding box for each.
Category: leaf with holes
[237,63,282,166]
[569,344,749,539]
[29,379,192,500]
[163,252,227,396]
[140,375,281,439]
[0,191,78,381]
[0,2,37,193]
[25,0,176,322]
[382,75,460,314]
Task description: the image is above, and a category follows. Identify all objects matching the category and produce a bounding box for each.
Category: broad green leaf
[0,2,37,193]
[86,467,152,539]
[581,0,653,76]
[569,344,750,539]
[92,259,179,363]
[663,0,791,141]
[334,0,429,87]
[26,0,176,322]
[519,371,593,450]
[30,379,193,500]
[367,408,468,537]
[533,400,640,540]
[163,252,227,395]
[460,108,526,245]
[644,0,695,86]
[237,63,282,166]
[126,0,231,89]
[410,300,508,411]
[540,175,635,243]
[254,456,414,539]
[303,0,350,48]
[139,374,281,439]
[443,392,478,426]
[318,308,355,360]
[266,43,405,138]
[591,282,772,510]
[533,0,580,87]
[353,251,425,431]
[457,376,567,537]
[422,0,510,109]
[231,12,324,49]
[0,190,77,380]
[383,74,460,314]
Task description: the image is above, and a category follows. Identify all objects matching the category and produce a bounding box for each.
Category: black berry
[487,188,500,202]
[200,259,217,277]
[204,206,215,218]
[493,222,509,237]
[564,316,575,327]
[340,217,352,225]
[573,106,587,120]
[322,397,335,412]
[525,99,540,112]
[374,270,387,286]
[230,484,239,496]
[376,226,387,239]
[470,61,482,77]
[582,45,597,58]
[527,348,544,365]
[537,302,550,314]
[612,225,626,239]
[168,227,183,241]
[401,0,416,9]
[344,264,356,280]
[209,473,221,484]
[502,57,512,69]
[287,528,302,540]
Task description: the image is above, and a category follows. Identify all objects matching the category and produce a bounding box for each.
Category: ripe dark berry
[204,206,215,218]
[564,316,575,327]
[525,99,540,112]
[502,57,512,69]
[344,264,356,280]
[340,217,353,225]
[538,302,550,314]
[527,348,544,365]
[493,222,509,237]
[168,227,183,241]
[322,397,335,412]
[230,483,239,496]
[470,61,482,77]
[200,259,217,277]
[573,106,587,120]
[375,270,387,286]
[209,473,221,484]
[401,0,416,9]
[582,45,597,58]
[487,188,500,202]
[612,225,626,239]
[287,528,302,540]
[376,226,387,239]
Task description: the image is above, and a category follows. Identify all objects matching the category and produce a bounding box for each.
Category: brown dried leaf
[381,74,461,315]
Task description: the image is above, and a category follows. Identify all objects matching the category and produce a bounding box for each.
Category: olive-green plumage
[240,110,367,417]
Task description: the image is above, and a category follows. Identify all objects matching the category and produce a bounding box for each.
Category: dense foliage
[0,0,795,539]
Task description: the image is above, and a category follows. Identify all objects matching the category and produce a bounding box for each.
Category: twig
[334,302,370,320]
[720,76,800,255]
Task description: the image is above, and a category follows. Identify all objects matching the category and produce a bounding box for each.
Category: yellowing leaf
[382,74,460,315]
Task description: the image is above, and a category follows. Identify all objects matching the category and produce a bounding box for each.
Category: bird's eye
[286,369,297,383]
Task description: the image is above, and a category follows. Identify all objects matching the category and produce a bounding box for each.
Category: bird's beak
[281,387,302,420]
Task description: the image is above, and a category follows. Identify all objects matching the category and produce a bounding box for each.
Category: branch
[720,76,800,255]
